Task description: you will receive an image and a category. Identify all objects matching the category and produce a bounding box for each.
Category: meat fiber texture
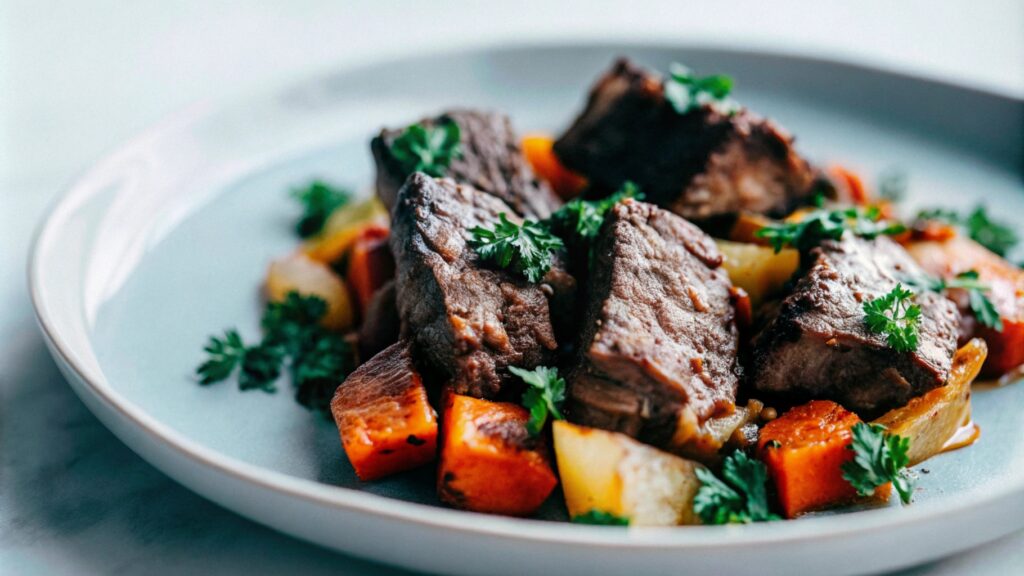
[569,199,741,450]
[553,58,822,224]
[373,108,561,219]
[390,173,575,399]
[752,235,960,416]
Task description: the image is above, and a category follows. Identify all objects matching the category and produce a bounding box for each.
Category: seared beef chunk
[390,173,575,398]
[373,109,561,219]
[553,58,820,223]
[752,235,960,415]
[568,199,741,450]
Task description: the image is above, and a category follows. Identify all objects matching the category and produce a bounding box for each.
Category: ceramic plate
[29,43,1024,576]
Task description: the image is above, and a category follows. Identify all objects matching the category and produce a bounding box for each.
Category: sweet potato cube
[438,394,558,516]
[331,342,438,481]
[758,400,890,518]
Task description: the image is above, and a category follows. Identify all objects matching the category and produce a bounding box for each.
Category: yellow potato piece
[553,421,703,526]
[266,253,355,331]
[303,197,389,264]
[715,239,799,307]
[874,339,987,465]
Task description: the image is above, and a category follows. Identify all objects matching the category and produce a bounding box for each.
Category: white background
[2,1,1023,574]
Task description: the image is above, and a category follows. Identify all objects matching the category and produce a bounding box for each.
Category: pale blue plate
[30,44,1024,576]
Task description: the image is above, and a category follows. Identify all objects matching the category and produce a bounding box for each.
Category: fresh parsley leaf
[389,119,461,178]
[292,332,354,414]
[664,63,735,114]
[548,181,643,244]
[238,342,284,392]
[936,270,1004,332]
[291,180,351,238]
[197,329,246,385]
[966,206,1018,257]
[693,451,780,524]
[197,292,354,414]
[571,510,630,526]
[469,214,564,282]
[756,206,906,253]
[841,423,915,505]
[510,365,565,436]
[863,284,922,352]
[877,169,907,202]
[915,205,1018,257]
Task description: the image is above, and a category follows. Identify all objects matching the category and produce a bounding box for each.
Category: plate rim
[27,40,1024,552]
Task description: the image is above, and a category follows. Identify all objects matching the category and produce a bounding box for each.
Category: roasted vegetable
[345,225,394,316]
[438,394,557,516]
[266,253,355,331]
[715,240,799,307]
[906,236,1024,377]
[521,134,586,200]
[874,339,986,465]
[331,342,438,481]
[303,197,389,264]
[758,400,887,518]
[553,420,702,526]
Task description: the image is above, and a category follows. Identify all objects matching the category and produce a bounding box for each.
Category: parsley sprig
[510,365,566,436]
[548,181,642,245]
[934,270,1003,331]
[841,423,915,505]
[389,119,461,178]
[197,292,354,414]
[291,180,352,238]
[571,510,629,526]
[664,63,734,115]
[693,451,780,524]
[863,284,922,353]
[469,214,564,282]
[756,206,906,254]
[916,205,1018,257]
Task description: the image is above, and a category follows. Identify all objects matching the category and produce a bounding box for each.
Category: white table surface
[2,1,1023,574]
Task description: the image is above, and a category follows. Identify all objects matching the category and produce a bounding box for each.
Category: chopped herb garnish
[664,63,735,115]
[877,169,907,202]
[571,510,630,526]
[469,213,564,282]
[935,270,1003,331]
[841,423,915,505]
[196,292,353,414]
[915,205,1018,257]
[756,206,906,253]
[547,181,643,244]
[863,284,922,352]
[693,451,780,525]
[290,180,352,238]
[765,439,782,449]
[510,365,566,436]
[966,206,1018,257]
[197,329,246,385]
[389,119,461,178]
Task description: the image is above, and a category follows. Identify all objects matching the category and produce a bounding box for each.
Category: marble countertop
[2,1,1022,574]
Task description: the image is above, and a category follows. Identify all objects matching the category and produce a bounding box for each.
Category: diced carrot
[910,219,959,243]
[728,212,776,245]
[437,394,558,516]
[905,236,1024,377]
[346,225,395,316]
[758,400,889,518]
[829,165,870,206]
[521,133,587,200]
[331,342,438,481]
